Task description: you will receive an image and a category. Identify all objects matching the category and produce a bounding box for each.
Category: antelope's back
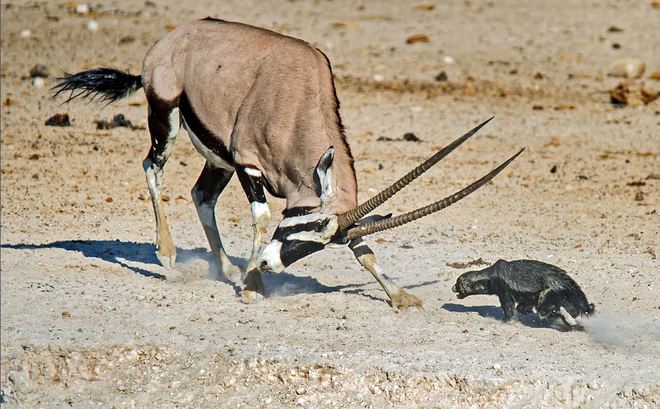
[142,18,356,211]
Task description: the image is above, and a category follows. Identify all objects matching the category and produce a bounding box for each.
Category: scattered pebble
[443,55,455,64]
[608,25,624,32]
[650,70,660,80]
[610,80,659,106]
[62,311,71,318]
[87,20,99,32]
[403,132,420,142]
[550,165,558,174]
[611,57,646,78]
[406,34,430,44]
[612,43,621,49]
[45,113,71,127]
[372,74,384,82]
[20,30,31,38]
[435,71,448,82]
[95,114,141,130]
[446,257,488,269]
[76,4,89,14]
[33,77,46,88]
[532,105,544,110]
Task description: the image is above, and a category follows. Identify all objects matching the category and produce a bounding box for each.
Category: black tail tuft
[51,68,142,104]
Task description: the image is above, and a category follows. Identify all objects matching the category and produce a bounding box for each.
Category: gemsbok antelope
[53,18,523,310]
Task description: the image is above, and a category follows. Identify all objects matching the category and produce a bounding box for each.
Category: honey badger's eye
[314,219,324,232]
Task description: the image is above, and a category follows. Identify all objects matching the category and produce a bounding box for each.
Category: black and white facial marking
[256,147,349,273]
[256,211,348,273]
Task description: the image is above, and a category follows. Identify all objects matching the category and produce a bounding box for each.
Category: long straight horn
[345,147,525,240]
[337,117,494,231]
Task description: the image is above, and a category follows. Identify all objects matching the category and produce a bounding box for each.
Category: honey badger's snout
[451,282,466,299]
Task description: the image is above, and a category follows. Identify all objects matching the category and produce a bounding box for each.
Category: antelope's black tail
[52,68,142,104]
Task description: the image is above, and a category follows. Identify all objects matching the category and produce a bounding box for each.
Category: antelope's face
[257,147,349,274]
[256,211,348,274]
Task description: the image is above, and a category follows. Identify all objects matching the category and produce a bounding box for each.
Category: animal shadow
[441,303,547,329]
[1,240,351,298]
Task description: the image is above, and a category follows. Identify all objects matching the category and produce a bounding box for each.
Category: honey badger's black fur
[452,259,595,327]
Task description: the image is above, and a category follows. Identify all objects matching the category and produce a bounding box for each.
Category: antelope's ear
[315,147,337,205]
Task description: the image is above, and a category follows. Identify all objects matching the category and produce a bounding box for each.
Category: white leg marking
[251,202,270,228]
[244,167,262,178]
[162,108,180,159]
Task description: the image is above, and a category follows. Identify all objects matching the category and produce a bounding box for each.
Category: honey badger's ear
[314,147,337,206]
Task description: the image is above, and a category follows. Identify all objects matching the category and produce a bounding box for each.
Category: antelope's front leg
[236,168,270,301]
[349,238,424,311]
[191,162,241,284]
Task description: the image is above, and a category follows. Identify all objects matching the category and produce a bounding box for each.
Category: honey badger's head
[452,270,491,299]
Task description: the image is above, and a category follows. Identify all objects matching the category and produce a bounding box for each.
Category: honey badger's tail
[52,68,142,104]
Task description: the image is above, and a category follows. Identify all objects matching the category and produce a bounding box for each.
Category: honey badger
[451,259,595,327]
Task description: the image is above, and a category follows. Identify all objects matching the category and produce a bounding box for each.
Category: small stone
[650,70,660,80]
[33,77,46,88]
[62,311,71,318]
[45,113,71,127]
[611,57,646,78]
[435,71,448,82]
[20,30,31,38]
[76,4,89,14]
[402,132,420,142]
[373,74,384,82]
[406,34,430,44]
[87,20,99,32]
[443,55,455,64]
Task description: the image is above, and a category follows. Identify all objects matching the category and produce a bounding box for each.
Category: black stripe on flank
[179,92,234,166]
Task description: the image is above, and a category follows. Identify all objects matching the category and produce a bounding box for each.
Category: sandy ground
[2,0,660,407]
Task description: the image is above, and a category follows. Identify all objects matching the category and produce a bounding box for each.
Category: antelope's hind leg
[350,238,424,311]
[143,104,181,269]
[192,162,242,284]
[236,168,271,301]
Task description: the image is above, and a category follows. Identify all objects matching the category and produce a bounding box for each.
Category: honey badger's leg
[497,291,516,322]
[350,238,423,311]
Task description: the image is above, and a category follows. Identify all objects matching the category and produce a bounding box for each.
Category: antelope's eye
[314,219,324,232]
